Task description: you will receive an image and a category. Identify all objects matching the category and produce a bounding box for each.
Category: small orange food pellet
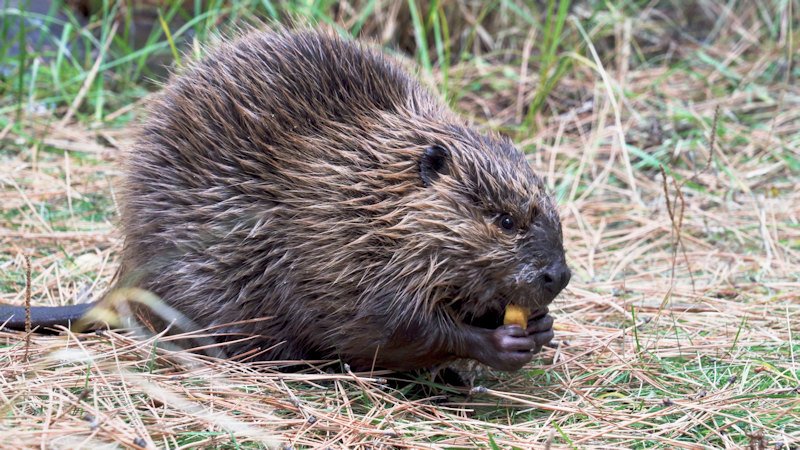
[503,304,530,328]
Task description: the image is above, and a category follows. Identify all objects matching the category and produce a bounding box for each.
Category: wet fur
[112,30,565,370]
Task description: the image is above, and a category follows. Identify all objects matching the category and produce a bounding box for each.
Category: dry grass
[1,0,799,448]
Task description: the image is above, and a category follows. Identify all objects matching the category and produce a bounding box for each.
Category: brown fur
[115,29,569,372]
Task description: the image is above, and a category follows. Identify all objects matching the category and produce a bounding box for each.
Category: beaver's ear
[420,145,450,187]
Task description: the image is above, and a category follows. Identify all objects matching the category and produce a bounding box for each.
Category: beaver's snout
[513,253,570,306]
[539,260,571,300]
[513,260,570,306]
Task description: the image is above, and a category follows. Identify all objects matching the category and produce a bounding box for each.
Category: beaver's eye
[497,213,517,233]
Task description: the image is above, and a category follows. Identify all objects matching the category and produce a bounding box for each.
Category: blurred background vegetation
[3,1,794,130]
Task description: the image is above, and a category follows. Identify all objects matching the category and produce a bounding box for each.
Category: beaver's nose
[540,262,571,297]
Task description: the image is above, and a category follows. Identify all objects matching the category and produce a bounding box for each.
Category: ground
[0,1,798,448]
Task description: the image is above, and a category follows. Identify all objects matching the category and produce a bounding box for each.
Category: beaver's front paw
[475,325,537,372]
[526,310,555,354]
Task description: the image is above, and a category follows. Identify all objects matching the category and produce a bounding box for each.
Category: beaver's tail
[0,303,97,333]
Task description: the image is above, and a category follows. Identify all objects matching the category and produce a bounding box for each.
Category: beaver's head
[384,124,570,327]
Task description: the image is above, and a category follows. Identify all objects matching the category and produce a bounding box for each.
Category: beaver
[1,30,570,372]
